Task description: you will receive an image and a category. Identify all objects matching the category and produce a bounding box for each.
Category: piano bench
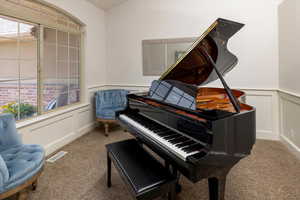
[106,139,176,200]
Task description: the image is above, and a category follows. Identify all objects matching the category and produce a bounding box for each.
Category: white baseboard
[280,134,300,160]
[257,130,279,141]
[44,122,96,156]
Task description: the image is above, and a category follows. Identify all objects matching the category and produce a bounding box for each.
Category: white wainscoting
[18,104,95,156]
[105,84,280,141]
[279,90,300,159]
[245,89,279,140]
[16,84,282,157]
[17,85,106,156]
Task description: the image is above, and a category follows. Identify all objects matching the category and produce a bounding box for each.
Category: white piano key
[119,114,200,161]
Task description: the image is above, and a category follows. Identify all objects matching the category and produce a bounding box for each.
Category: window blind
[0,0,82,34]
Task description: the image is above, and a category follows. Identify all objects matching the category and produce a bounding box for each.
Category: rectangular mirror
[142,37,196,76]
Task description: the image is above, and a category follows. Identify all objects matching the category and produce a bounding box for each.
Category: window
[0,0,83,121]
[0,16,38,120]
[43,28,81,111]
[142,37,196,76]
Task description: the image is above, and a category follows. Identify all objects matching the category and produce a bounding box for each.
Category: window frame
[0,15,39,120]
[40,24,84,116]
[0,1,85,122]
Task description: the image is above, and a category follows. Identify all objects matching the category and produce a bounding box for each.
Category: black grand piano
[117,18,256,200]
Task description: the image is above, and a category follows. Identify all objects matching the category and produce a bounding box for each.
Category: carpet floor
[19,127,300,200]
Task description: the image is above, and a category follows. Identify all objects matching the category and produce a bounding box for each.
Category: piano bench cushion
[106,139,176,200]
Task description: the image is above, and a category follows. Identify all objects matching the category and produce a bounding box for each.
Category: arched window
[0,0,84,120]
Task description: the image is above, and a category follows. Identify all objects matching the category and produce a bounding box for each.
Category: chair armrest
[0,155,9,188]
[0,114,22,147]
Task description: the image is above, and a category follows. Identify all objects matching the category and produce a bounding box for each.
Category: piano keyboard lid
[159,18,244,87]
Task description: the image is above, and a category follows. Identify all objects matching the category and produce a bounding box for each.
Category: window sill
[16,103,90,129]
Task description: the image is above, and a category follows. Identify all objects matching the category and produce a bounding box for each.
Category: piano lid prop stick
[198,46,241,113]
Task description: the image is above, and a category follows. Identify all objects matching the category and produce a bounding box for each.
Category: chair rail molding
[18,104,96,156]
[19,83,300,159]
[16,85,107,156]
[104,84,280,141]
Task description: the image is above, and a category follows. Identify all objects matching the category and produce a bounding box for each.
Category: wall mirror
[142,37,197,76]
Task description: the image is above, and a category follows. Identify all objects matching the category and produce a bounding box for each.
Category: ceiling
[86,0,128,10]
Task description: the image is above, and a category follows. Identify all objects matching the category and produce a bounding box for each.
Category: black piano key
[132,117,152,125]
[182,144,204,153]
[149,124,166,129]
[156,132,174,137]
[156,129,174,134]
[168,137,189,144]
[141,121,157,127]
[163,134,181,140]
[127,114,198,148]
[147,124,162,128]
[151,127,168,132]
[156,130,172,135]
[152,130,168,134]
[176,140,196,148]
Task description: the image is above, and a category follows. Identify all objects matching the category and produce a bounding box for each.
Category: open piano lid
[145,18,245,115]
[159,18,244,86]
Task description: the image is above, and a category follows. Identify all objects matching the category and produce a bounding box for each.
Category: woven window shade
[0,0,82,33]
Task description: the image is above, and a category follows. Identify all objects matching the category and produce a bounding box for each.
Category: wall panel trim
[278,89,300,159]
[18,84,300,159]
[103,84,280,141]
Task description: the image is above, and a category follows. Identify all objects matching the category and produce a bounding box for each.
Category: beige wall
[278,0,300,154]
[278,0,299,94]
[106,0,279,89]
[10,0,300,158]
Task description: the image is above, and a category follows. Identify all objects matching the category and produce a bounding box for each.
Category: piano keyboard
[119,113,204,161]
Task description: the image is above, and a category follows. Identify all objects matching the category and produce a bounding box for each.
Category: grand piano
[117,18,256,200]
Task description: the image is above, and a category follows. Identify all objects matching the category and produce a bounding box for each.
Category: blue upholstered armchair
[95,89,129,136]
[0,113,45,200]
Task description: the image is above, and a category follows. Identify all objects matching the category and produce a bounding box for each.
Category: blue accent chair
[95,89,129,136]
[0,113,45,200]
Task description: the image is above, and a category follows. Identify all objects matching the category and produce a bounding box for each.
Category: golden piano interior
[0,0,299,200]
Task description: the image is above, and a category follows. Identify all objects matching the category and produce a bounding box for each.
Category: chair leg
[104,123,109,136]
[17,189,28,200]
[31,180,38,191]
[107,152,112,188]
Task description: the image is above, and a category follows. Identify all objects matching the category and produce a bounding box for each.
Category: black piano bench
[106,139,176,200]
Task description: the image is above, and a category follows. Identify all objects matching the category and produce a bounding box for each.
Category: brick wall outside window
[0,83,79,110]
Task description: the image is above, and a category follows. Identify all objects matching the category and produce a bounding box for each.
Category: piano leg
[169,165,182,194]
[208,175,226,200]
[175,176,182,193]
[168,181,176,200]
